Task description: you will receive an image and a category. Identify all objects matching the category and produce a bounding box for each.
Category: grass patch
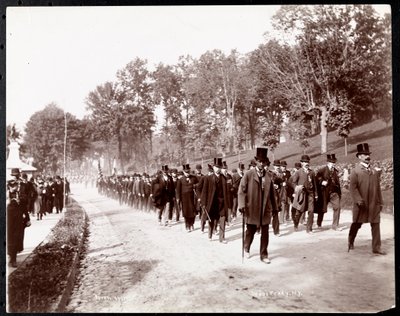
[7,199,88,313]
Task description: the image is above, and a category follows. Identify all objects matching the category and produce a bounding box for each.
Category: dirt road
[66,184,395,313]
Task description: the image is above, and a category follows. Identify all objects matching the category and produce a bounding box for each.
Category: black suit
[152,173,175,224]
[201,173,229,241]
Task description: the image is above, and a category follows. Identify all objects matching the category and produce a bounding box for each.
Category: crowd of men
[96,142,386,263]
[6,169,71,267]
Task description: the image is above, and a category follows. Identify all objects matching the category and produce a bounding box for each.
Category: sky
[6,5,391,132]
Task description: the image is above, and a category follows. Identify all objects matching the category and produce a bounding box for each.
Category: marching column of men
[95,141,387,265]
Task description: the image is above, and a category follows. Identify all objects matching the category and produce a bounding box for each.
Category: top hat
[294,162,302,169]
[182,164,191,172]
[273,159,281,166]
[10,168,20,176]
[254,147,269,162]
[356,143,371,156]
[327,154,337,163]
[195,164,202,170]
[280,160,287,167]
[238,163,245,170]
[222,161,228,169]
[300,155,310,162]
[162,165,169,172]
[213,158,223,168]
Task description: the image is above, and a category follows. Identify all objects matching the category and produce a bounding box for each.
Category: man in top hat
[54,175,64,213]
[316,154,342,230]
[7,168,30,267]
[176,164,199,232]
[348,143,385,255]
[221,161,234,225]
[170,168,181,221]
[193,164,204,219]
[290,155,318,233]
[231,163,245,222]
[288,162,302,223]
[238,147,278,263]
[151,165,175,226]
[279,160,292,224]
[196,164,213,233]
[200,158,230,243]
[270,160,284,236]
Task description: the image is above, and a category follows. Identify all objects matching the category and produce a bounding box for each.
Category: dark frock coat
[200,173,229,219]
[237,168,278,226]
[176,174,199,218]
[7,181,29,255]
[151,174,175,209]
[350,163,383,223]
[316,165,341,214]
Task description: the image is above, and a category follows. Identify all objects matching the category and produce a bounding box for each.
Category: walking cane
[193,189,212,222]
[241,208,245,263]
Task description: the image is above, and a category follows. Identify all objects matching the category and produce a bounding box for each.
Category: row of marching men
[96,152,340,241]
[96,142,385,263]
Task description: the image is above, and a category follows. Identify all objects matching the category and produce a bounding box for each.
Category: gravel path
[66,184,395,313]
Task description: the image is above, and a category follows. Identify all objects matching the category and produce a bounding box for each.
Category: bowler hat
[195,164,202,170]
[300,155,310,162]
[207,164,213,172]
[249,159,256,167]
[222,161,228,169]
[254,147,269,162]
[11,168,20,176]
[182,164,191,172]
[238,163,245,170]
[162,165,169,172]
[327,154,337,163]
[280,160,287,167]
[356,143,371,156]
[273,160,281,166]
[294,162,301,169]
[213,158,223,168]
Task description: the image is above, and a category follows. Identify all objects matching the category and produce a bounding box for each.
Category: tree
[269,5,391,153]
[23,103,90,174]
[328,91,352,155]
[152,62,187,161]
[86,58,155,173]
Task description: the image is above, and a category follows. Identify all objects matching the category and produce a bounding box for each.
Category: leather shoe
[8,261,17,268]
[220,239,228,244]
[373,250,386,255]
[261,257,271,264]
[348,242,354,252]
[245,251,250,259]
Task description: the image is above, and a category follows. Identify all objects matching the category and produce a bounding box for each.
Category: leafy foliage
[23,103,90,174]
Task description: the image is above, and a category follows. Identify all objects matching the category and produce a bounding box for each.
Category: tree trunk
[320,105,328,154]
[117,133,124,174]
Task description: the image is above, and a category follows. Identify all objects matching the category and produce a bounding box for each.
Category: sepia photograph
[4,3,395,313]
